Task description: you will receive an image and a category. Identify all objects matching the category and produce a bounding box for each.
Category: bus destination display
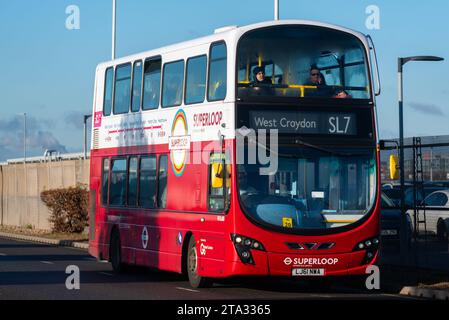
[249,111,357,135]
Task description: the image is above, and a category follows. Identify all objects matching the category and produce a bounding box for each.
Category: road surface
[0,237,417,300]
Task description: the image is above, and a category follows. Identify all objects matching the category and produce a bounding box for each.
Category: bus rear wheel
[187,236,212,288]
[110,229,126,273]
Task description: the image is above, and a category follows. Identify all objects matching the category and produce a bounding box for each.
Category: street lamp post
[274,0,279,21]
[112,0,116,60]
[398,56,444,262]
[19,113,27,163]
[83,114,92,160]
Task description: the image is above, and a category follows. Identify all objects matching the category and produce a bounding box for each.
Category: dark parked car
[380,192,413,250]
[382,184,445,209]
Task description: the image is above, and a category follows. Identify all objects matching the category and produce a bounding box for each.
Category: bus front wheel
[187,236,212,288]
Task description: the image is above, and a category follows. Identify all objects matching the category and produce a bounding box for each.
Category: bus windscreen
[237,146,377,232]
[237,25,371,100]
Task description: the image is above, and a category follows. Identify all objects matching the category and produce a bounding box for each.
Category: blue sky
[0,0,448,161]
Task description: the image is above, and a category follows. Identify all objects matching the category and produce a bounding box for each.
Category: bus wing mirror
[389,154,400,180]
[211,163,224,189]
[367,35,381,97]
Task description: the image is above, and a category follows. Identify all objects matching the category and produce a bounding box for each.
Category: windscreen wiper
[292,138,360,157]
[255,138,359,158]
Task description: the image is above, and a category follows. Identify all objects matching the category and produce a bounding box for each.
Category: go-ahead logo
[283,257,339,266]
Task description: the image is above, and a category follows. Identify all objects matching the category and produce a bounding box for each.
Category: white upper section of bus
[91,20,374,151]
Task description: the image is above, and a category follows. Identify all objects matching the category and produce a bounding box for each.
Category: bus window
[114,63,132,114]
[158,155,168,209]
[131,61,143,112]
[101,158,110,205]
[208,153,230,212]
[162,60,185,108]
[238,62,283,85]
[139,156,157,209]
[103,67,114,116]
[110,158,127,206]
[185,55,207,105]
[128,157,138,206]
[208,42,227,101]
[237,26,370,100]
[143,58,161,110]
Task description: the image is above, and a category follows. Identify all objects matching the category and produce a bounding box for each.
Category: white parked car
[408,190,449,241]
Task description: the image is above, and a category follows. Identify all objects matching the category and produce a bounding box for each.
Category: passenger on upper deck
[307,65,325,86]
[304,64,334,98]
[252,66,272,85]
[249,66,274,96]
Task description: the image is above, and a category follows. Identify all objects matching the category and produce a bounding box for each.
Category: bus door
[108,158,133,261]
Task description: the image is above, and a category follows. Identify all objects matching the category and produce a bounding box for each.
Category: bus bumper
[225,250,378,277]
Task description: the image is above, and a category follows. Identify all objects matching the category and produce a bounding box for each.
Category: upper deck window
[162,60,184,108]
[131,61,143,112]
[103,67,114,116]
[208,42,227,101]
[185,55,207,105]
[237,25,371,101]
[143,58,161,110]
[114,63,132,114]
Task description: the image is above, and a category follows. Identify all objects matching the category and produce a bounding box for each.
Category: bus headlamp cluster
[231,234,266,265]
[354,237,379,251]
[353,237,379,265]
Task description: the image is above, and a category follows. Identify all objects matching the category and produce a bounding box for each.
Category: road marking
[99,272,114,277]
[84,257,97,261]
[311,294,333,298]
[382,293,420,300]
[40,261,54,265]
[176,287,200,293]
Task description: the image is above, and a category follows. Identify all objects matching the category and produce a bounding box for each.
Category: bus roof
[96,19,369,70]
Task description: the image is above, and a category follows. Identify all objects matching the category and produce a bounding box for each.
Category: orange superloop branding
[170,109,189,177]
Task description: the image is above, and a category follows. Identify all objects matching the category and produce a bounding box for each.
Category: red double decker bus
[88,20,381,288]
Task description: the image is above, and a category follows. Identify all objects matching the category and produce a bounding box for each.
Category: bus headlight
[231,234,266,265]
[353,237,379,265]
[353,237,379,251]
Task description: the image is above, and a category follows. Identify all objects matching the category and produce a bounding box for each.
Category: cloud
[0,115,68,161]
[29,131,68,154]
[408,102,444,116]
[65,111,88,130]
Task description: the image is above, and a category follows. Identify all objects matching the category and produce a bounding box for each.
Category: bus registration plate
[292,268,325,276]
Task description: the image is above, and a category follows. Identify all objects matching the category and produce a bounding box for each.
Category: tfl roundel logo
[169,109,190,177]
[284,257,293,266]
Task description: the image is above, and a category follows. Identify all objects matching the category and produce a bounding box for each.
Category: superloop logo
[170,109,189,177]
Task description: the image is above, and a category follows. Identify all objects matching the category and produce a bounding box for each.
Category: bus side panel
[88,153,102,258]
[156,153,227,276]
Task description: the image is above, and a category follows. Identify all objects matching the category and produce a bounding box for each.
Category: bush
[40,185,89,233]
